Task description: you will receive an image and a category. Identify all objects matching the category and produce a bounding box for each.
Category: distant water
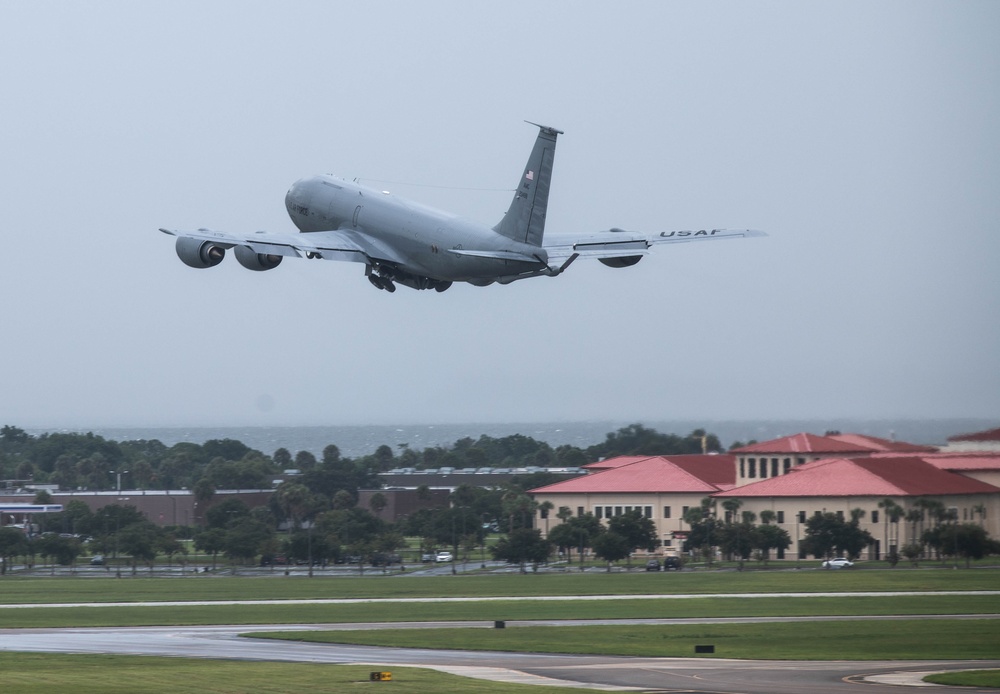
[25,419,995,459]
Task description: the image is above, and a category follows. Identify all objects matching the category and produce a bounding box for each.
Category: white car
[435,551,453,563]
[822,557,854,569]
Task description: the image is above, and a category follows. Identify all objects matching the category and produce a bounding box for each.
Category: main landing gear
[367,273,396,292]
[365,265,451,292]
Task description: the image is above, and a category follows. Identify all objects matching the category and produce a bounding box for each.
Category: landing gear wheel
[435,281,452,293]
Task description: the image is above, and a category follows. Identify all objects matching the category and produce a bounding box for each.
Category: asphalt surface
[1,616,999,692]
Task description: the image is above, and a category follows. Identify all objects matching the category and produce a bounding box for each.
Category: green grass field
[924,669,1000,687]
[0,593,996,629]
[0,653,572,694]
[249,617,1000,660]
[0,568,997,691]
[2,567,997,603]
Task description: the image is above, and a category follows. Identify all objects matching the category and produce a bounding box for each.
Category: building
[528,455,735,556]
[528,431,1000,562]
[943,426,1000,453]
[730,433,936,486]
[0,489,274,528]
[713,456,999,559]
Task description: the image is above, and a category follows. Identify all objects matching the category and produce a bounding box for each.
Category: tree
[592,531,631,571]
[683,498,719,566]
[194,527,227,569]
[368,492,388,518]
[118,520,161,575]
[924,522,991,568]
[607,510,657,565]
[222,517,275,569]
[0,527,28,574]
[801,511,874,561]
[537,500,554,536]
[35,534,80,570]
[490,528,551,573]
[754,523,791,565]
[205,498,250,529]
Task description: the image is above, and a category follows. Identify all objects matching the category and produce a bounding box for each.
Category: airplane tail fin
[493,122,562,247]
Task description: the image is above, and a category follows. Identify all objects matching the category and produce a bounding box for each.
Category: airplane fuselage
[161,123,763,292]
[284,175,547,284]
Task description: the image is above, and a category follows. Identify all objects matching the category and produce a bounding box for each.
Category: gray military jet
[160,123,764,292]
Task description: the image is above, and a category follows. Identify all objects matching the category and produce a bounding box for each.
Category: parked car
[435,551,453,563]
[420,552,436,563]
[822,557,854,569]
[645,559,661,571]
[662,556,682,571]
[89,555,105,566]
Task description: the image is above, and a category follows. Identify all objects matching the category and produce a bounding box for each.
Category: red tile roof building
[730,433,938,486]
[945,426,1000,452]
[713,454,999,561]
[529,431,999,564]
[529,455,734,556]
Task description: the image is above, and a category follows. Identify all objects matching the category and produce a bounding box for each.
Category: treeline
[0,423,725,493]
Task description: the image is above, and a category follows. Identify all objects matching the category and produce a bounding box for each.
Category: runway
[1,620,997,693]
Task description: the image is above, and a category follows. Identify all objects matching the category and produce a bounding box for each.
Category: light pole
[109,469,129,493]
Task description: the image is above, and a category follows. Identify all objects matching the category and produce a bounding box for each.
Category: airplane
[159,123,764,292]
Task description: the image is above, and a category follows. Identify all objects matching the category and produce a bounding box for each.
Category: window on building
[871,510,879,524]
[595,507,603,519]
[836,510,844,521]
[783,458,791,473]
[777,510,785,524]
[748,458,756,478]
[644,506,652,518]
[605,506,612,519]
[664,506,672,519]
[614,506,622,516]
[759,459,768,478]
[798,511,806,523]
[771,458,779,477]
[740,458,745,477]
[625,506,632,514]
[682,505,690,520]
[797,457,806,466]
[577,506,584,517]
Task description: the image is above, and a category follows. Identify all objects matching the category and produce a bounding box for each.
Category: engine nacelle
[234,245,283,271]
[176,237,227,268]
[599,255,642,269]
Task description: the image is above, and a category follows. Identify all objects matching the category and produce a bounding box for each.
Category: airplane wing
[543,228,766,268]
[158,227,407,265]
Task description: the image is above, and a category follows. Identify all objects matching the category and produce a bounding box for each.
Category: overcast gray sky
[1,1,997,428]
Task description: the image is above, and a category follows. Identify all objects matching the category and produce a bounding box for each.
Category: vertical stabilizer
[493,123,562,247]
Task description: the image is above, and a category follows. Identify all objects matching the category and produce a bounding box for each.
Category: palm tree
[538,500,555,536]
[972,503,987,528]
[721,498,742,525]
[759,509,776,526]
[878,499,900,559]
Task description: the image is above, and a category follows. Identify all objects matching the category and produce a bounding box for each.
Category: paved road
[1,619,998,692]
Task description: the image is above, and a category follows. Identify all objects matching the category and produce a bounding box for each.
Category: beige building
[529,429,1000,562]
[529,454,735,556]
[714,455,999,560]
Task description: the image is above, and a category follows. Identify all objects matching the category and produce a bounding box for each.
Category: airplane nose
[284,178,312,218]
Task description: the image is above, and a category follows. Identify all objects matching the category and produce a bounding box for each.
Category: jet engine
[599,255,642,268]
[234,245,283,271]
[175,237,227,269]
